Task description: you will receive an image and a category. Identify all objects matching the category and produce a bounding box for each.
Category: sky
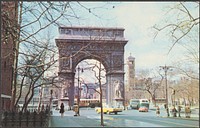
[22,2,199,84]
[54,2,191,69]
[56,2,198,84]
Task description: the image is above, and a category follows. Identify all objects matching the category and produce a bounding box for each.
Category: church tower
[127,54,135,100]
[127,54,135,89]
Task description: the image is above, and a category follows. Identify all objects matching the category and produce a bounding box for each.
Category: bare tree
[135,68,164,105]
[172,65,198,80]
[4,1,74,111]
[153,2,199,54]
[79,59,105,126]
[152,2,199,101]
[16,41,57,112]
[170,77,199,106]
[1,1,115,111]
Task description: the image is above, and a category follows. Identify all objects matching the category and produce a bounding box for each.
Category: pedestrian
[41,104,45,112]
[60,103,65,117]
[164,104,166,109]
[73,103,79,116]
[185,105,191,118]
[156,106,160,117]
[46,104,49,111]
[172,105,177,117]
[178,106,181,117]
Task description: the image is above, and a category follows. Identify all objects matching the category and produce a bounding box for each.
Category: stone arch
[72,54,109,73]
[56,26,128,108]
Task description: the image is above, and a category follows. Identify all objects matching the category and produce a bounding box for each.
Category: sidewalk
[149,105,199,121]
[49,116,103,127]
[169,112,199,121]
[162,116,199,121]
[48,109,106,127]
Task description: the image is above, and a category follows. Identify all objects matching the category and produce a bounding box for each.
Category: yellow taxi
[95,106,123,115]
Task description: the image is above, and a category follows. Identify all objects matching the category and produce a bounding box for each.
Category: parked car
[138,106,148,112]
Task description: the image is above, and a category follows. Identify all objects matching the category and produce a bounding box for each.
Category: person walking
[41,104,45,112]
[185,105,191,118]
[172,105,177,117]
[60,103,65,117]
[178,105,181,117]
[156,106,160,117]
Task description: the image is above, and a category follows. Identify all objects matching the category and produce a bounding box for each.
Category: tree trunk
[10,1,23,111]
[37,87,43,112]
[100,90,104,126]
[10,31,19,112]
[15,75,26,108]
[22,82,32,112]
[99,61,104,126]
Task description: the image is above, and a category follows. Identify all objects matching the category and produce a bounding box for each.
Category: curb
[161,116,199,121]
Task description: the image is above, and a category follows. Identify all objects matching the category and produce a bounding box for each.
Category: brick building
[1,1,18,111]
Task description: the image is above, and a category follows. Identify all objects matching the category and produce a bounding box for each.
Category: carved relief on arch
[59,43,83,52]
[59,54,72,72]
[113,79,123,99]
[59,57,68,66]
[112,55,123,70]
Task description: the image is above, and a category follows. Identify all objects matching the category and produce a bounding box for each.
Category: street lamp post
[160,65,172,117]
[77,66,83,116]
[49,89,53,115]
[173,89,175,106]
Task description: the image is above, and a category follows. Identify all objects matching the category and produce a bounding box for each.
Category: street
[49,107,199,127]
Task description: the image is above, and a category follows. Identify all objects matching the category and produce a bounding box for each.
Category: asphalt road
[49,107,199,127]
[102,109,199,127]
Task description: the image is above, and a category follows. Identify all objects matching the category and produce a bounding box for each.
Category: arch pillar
[106,71,125,108]
[58,72,75,108]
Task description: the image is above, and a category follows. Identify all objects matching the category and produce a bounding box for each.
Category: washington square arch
[55,26,128,108]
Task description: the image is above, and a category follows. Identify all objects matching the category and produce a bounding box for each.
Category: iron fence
[2,110,50,127]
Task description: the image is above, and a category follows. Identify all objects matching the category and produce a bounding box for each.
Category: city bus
[138,99,150,109]
[74,99,101,108]
[129,99,140,109]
